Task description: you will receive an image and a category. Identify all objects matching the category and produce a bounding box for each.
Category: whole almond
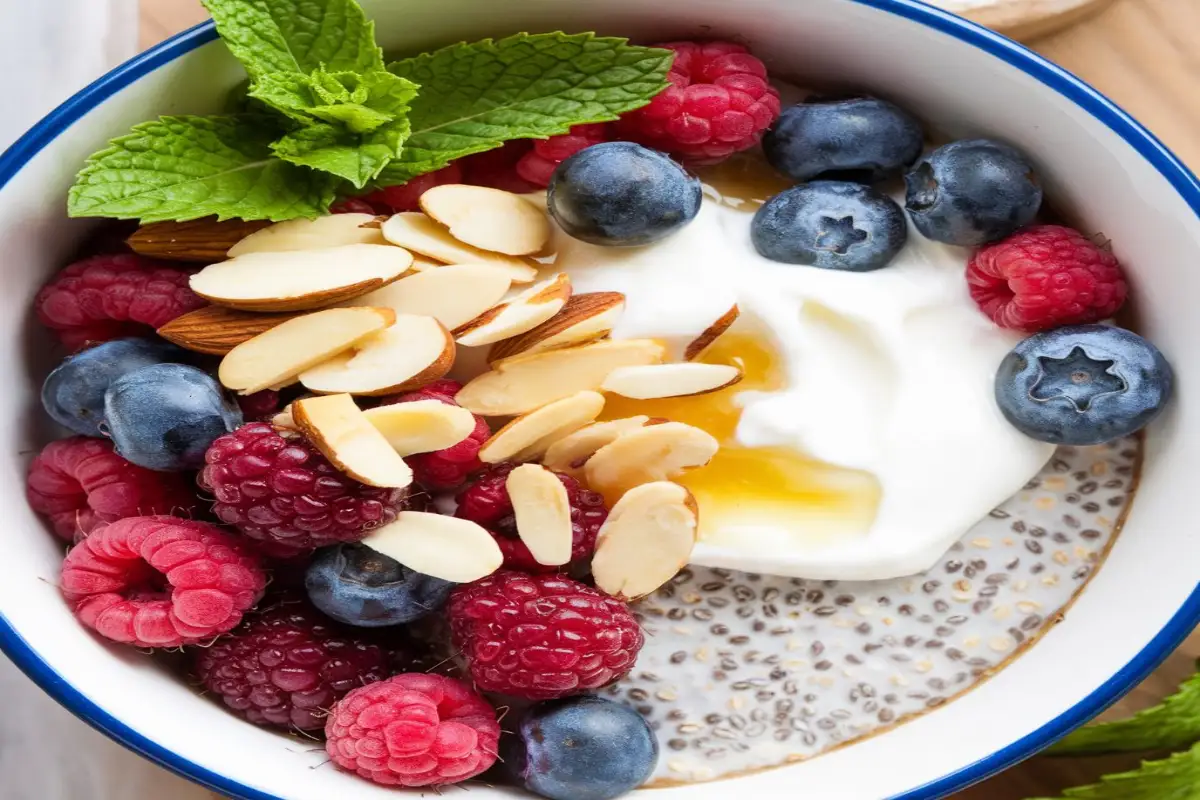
[127,218,272,262]
[158,306,301,355]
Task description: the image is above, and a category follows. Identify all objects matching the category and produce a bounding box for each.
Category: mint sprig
[1029,741,1200,799]
[67,0,673,222]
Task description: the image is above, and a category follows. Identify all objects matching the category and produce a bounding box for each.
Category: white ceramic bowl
[2,1,1199,798]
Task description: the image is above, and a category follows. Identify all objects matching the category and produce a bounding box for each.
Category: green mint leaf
[201,0,383,80]
[272,116,410,188]
[377,32,672,186]
[1028,741,1200,799]
[67,115,339,222]
[1051,668,1200,756]
[250,68,416,133]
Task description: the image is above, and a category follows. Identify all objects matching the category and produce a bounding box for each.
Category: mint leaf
[1028,741,1200,799]
[1051,669,1200,756]
[201,0,383,80]
[67,115,338,222]
[272,116,409,187]
[377,32,672,186]
[249,68,417,134]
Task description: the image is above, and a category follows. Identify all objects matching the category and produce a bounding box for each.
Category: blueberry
[305,543,454,627]
[41,337,184,437]
[905,138,1042,246]
[751,180,907,271]
[501,695,658,800]
[104,363,242,471]
[995,325,1172,446]
[547,142,701,246]
[763,96,924,183]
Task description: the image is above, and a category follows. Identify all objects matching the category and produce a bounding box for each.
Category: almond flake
[360,512,502,583]
[226,214,386,256]
[293,394,413,488]
[300,314,454,396]
[685,304,740,361]
[592,481,699,600]
[362,400,477,456]
[381,212,538,283]
[506,464,573,566]
[420,184,551,256]
[540,416,656,477]
[585,421,720,499]
[487,292,625,362]
[479,390,605,463]
[454,273,572,347]
[601,363,742,399]
[349,265,512,330]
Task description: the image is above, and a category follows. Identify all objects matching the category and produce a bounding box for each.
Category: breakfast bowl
[1,1,1198,799]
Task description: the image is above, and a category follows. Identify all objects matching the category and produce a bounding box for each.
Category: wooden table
[137,1,1200,797]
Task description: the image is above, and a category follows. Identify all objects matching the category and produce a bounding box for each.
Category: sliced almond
[454,273,572,347]
[585,421,720,499]
[127,218,272,262]
[226,213,386,256]
[541,416,653,477]
[292,394,413,488]
[349,265,512,330]
[506,464,573,566]
[487,292,625,362]
[218,307,394,395]
[157,306,302,355]
[457,338,666,417]
[601,363,742,400]
[381,212,538,283]
[272,404,298,431]
[407,255,443,273]
[685,304,740,361]
[300,314,454,396]
[359,512,502,583]
[592,481,699,601]
[191,244,413,312]
[420,184,551,256]
[479,390,605,463]
[362,399,478,456]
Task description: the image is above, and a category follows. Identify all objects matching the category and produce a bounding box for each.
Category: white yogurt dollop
[547,194,1054,580]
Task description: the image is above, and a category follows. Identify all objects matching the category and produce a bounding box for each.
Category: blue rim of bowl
[2,3,1200,799]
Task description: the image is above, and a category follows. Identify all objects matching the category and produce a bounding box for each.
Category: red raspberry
[27,437,198,542]
[362,163,464,213]
[378,381,489,491]
[60,515,266,648]
[515,124,612,188]
[458,142,541,193]
[235,390,280,420]
[36,254,206,351]
[967,224,1128,332]
[199,422,410,559]
[326,674,499,787]
[448,571,643,700]
[615,41,781,165]
[455,463,606,572]
[331,197,388,215]
[192,597,394,731]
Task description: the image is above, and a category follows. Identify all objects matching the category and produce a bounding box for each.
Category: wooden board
[939,0,1114,39]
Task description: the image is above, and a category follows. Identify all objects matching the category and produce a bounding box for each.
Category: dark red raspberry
[236,390,280,420]
[458,143,541,194]
[331,196,388,215]
[60,515,266,648]
[615,41,781,165]
[455,463,606,572]
[967,224,1128,332]
[327,674,499,787]
[377,381,489,491]
[36,254,206,351]
[448,572,643,700]
[192,597,395,731]
[199,422,410,559]
[27,437,198,542]
[362,163,464,213]
[515,124,612,188]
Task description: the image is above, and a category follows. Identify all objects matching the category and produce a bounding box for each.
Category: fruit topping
[515,124,612,187]
[60,515,266,647]
[548,142,703,246]
[591,481,699,600]
[356,512,502,583]
[905,138,1043,246]
[751,181,907,271]
[967,224,1128,332]
[995,324,1173,446]
[236,389,281,420]
[305,542,455,627]
[763,96,924,183]
[448,571,642,699]
[361,162,465,212]
[420,184,552,255]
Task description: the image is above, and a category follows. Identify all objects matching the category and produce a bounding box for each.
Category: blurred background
[0,0,1196,798]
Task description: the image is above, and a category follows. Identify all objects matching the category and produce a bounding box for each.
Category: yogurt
[542,177,1055,581]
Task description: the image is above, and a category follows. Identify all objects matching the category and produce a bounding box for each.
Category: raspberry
[515,124,611,188]
[362,163,464,213]
[448,572,643,699]
[615,41,781,165]
[458,142,541,193]
[199,422,411,559]
[236,390,280,420]
[192,597,395,730]
[967,225,1128,332]
[36,254,206,351]
[27,437,198,542]
[331,197,388,215]
[378,381,489,491]
[455,463,606,572]
[60,515,266,648]
[326,673,499,787]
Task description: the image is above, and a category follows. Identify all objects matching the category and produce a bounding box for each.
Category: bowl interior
[2,1,1199,798]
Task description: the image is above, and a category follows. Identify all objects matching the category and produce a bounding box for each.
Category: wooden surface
[137,1,1200,797]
